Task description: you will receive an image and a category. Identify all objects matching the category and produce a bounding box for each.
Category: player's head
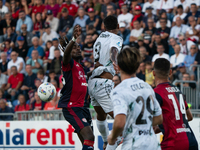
[153,58,171,80]
[117,47,141,75]
[71,42,82,60]
[103,15,119,31]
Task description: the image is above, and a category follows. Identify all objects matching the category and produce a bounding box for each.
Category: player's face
[71,43,82,59]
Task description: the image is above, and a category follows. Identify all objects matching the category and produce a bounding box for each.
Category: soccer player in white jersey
[106,47,163,150]
[87,15,123,149]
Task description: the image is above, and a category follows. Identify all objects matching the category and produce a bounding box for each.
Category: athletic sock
[82,140,94,150]
[96,119,109,142]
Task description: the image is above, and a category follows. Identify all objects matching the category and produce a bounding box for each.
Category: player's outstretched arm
[60,25,82,66]
[152,114,163,126]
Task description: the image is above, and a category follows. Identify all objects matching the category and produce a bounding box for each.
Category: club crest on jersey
[78,71,85,80]
[116,42,122,48]
[82,118,87,123]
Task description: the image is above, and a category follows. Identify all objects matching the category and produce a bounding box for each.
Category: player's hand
[73,25,82,39]
[107,134,116,145]
[113,62,119,74]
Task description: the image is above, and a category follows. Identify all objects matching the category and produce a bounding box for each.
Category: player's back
[111,77,161,150]
[91,31,123,78]
[154,82,198,150]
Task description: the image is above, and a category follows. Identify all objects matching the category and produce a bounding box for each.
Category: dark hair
[37,69,44,75]
[191,3,197,6]
[54,48,60,51]
[154,58,170,79]
[19,10,25,14]
[118,47,141,75]
[49,70,55,74]
[145,61,151,66]
[177,5,183,9]
[103,15,118,30]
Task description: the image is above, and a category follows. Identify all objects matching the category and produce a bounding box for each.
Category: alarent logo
[0,122,75,146]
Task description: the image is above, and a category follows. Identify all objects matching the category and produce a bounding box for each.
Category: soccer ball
[37,82,56,102]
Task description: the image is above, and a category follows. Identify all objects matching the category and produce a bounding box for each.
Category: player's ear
[153,70,155,77]
[169,69,172,76]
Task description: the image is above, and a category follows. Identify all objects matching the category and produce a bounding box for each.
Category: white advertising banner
[0,119,199,150]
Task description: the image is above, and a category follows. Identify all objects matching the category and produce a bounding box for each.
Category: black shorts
[62,107,92,133]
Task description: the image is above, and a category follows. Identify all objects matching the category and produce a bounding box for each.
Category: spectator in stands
[7,51,26,75]
[117,4,133,29]
[48,38,62,62]
[58,0,78,17]
[184,44,197,68]
[3,26,17,43]
[5,66,24,101]
[44,93,59,110]
[0,0,8,19]
[0,52,8,75]
[16,24,34,47]
[37,69,48,83]
[0,69,7,91]
[173,5,187,25]
[178,35,188,55]
[2,12,16,34]
[86,8,101,31]
[152,44,169,66]
[156,10,171,28]
[49,48,62,75]
[100,0,117,19]
[170,44,186,67]
[174,0,189,13]
[139,46,151,62]
[145,61,154,87]
[31,91,46,110]
[186,16,200,39]
[156,18,170,44]
[130,20,143,44]
[0,99,13,121]
[142,0,158,15]
[118,22,130,46]
[73,8,89,33]
[130,5,143,29]
[112,74,121,88]
[26,37,44,60]
[0,39,12,60]
[16,10,33,34]
[184,3,200,24]
[10,0,19,19]
[142,7,158,28]
[45,0,60,18]
[47,70,59,86]
[176,63,195,81]
[157,0,173,16]
[31,0,45,20]
[14,94,29,112]
[168,37,177,56]
[26,50,43,74]
[45,10,59,32]
[182,73,196,89]
[32,12,44,38]
[40,22,59,45]
[83,57,93,73]
[82,34,94,58]
[20,65,37,100]
[58,8,74,36]
[170,17,188,39]
[13,36,29,61]
[142,18,156,37]
[136,62,145,81]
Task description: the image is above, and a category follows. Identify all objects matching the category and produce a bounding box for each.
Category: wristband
[72,36,76,42]
[106,143,117,150]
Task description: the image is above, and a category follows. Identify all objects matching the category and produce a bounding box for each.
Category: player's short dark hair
[103,15,118,30]
[154,58,170,79]
[118,47,141,75]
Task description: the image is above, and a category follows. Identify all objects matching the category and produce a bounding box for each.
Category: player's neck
[121,72,136,81]
[155,78,169,86]
[107,29,118,35]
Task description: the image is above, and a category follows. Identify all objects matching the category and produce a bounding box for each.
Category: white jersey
[90,31,123,79]
[111,77,162,150]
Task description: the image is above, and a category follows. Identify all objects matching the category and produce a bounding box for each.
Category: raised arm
[59,25,82,66]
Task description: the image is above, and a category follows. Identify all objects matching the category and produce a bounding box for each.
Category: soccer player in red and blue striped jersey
[153,58,198,150]
[58,25,94,150]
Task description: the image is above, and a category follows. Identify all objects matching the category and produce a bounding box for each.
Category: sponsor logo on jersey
[176,128,191,133]
[116,42,122,48]
[139,130,151,135]
[100,34,110,38]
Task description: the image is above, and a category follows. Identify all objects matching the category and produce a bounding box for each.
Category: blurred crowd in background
[1,0,200,120]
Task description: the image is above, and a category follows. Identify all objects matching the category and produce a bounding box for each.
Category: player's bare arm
[59,25,82,66]
[186,108,193,121]
[107,114,126,145]
[152,114,163,126]
[110,47,119,74]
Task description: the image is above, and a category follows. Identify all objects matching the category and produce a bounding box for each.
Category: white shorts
[88,78,114,113]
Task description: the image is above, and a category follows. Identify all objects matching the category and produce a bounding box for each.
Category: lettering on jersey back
[131,83,150,91]
[100,34,110,38]
[165,87,180,93]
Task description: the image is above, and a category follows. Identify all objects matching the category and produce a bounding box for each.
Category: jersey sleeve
[62,58,74,72]
[155,92,163,107]
[110,36,123,52]
[152,91,162,117]
[111,90,128,118]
